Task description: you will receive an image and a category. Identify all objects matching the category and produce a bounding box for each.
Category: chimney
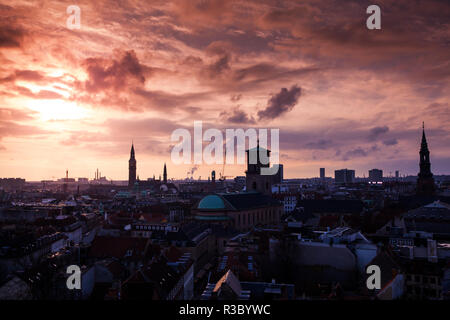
[427,239,438,263]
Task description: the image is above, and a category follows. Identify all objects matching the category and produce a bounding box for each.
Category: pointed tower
[163,163,167,184]
[128,142,137,188]
[63,169,68,194]
[417,122,435,195]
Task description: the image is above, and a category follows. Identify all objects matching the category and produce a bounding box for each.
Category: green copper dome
[198,195,225,209]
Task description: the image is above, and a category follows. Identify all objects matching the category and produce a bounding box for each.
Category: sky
[0,0,449,181]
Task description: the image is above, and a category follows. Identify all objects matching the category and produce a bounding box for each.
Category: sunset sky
[0,0,449,181]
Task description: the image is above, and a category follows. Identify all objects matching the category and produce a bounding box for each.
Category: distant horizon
[9,165,450,182]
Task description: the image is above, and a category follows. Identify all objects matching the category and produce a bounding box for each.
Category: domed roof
[198,194,225,209]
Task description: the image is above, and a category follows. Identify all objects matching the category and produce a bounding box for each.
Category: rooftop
[196,192,281,211]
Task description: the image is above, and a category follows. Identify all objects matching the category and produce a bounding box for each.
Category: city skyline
[1,123,448,181]
[0,0,449,180]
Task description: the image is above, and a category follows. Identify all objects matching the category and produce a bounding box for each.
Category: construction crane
[219,160,232,181]
[217,148,232,181]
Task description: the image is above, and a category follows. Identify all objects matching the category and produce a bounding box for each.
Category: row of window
[135,224,178,232]
[406,274,441,285]
[235,208,279,227]
[406,285,441,298]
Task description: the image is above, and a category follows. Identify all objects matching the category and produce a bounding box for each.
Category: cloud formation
[258,85,301,120]
[83,50,146,93]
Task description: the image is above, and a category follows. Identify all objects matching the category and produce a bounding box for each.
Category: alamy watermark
[66,265,81,290]
[65,4,380,31]
[66,5,81,30]
[170,121,280,176]
[366,5,381,30]
[366,264,381,290]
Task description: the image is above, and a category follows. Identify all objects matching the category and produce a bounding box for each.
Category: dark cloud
[221,107,255,124]
[73,50,208,112]
[383,138,398,146]
[0,26,26,48]
[82,50,146,93]
[341,144,380,161]
[233,63,281,82]
[204,54,232,79]
[368,126,389,141]
[304,139,333,150]
[258,85,301,120]
[342,147,367,161]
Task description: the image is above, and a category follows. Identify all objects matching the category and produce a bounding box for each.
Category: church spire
[417,122,435,195]
[128,141,137,188]
[130,141,135,159]
[163,163,167,184]
[421,122,429,152]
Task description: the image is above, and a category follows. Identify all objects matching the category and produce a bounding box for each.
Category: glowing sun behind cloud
[27,99,90,121]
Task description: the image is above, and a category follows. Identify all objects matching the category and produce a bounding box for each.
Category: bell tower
[245,140,273,195]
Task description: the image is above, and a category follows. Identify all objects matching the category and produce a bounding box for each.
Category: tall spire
[130,141,135,159]
[163,163,167,183]
[417,122,435,195]
[128,141,137,188]
[421,122,429,152]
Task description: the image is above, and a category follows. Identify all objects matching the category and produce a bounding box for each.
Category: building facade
[193,193,283,231]
[369,169,383,182]
[335,169,355,184]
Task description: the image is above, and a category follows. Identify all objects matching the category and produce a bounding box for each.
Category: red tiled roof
[89,236,150,259]
[163,246,183,263]
[319,215,339,228]
[139,213,165,223]
[105,260,126,278]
